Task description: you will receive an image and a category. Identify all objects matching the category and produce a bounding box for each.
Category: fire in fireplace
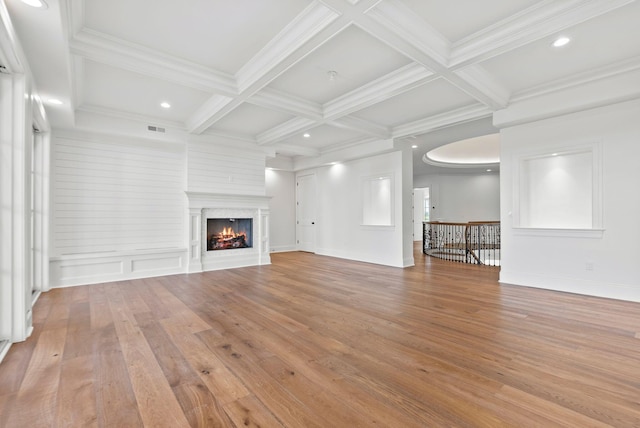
[207,218,253,251]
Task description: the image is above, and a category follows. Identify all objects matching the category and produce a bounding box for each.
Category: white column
[187,208,203,272]
[259,209,271,265]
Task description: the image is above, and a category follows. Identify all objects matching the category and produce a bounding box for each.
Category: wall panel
[187,140,265,195]
[52,133,185,256]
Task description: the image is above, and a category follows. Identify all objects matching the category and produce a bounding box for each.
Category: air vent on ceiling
[147,125,166,133]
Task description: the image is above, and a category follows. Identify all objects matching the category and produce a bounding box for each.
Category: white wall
[307,150,411,267]
[414,173,500,223]
[265,169,296,252]
[187,139,265,195]
[49,130,187,286]
[500,98,640,302]
[51,131,186,255]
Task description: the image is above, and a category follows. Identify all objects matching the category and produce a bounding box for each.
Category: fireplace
[207,218,253,251]
[185,192,270,272]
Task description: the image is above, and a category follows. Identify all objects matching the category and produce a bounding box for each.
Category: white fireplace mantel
[185,192,271,273]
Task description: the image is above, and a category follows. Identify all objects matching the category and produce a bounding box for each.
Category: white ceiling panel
[82,60,212,122]
[266,25,413,104]
[83,0,312,74]
[480,1,640,95]
[400,0,540,42]
[209,103,294,137]
[352,78,478,127]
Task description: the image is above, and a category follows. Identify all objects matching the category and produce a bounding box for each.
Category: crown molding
[73,107,261,148]
[320,135,380,155]
[493,68,640,128]
[71,56,84,107]
[66,0,84,38]
[512,55,640,103]
[330,116,390,139]
[393,104,492,138]
[366,0,450,66]
[77,104,185,130]
[70,29,238,95]
[186,94,234,134]
[257,117,317,146]
[271,143,320,157]
[198,128,256,144]
[450,0,636,68]
[323,63,434,120]
[235,1,339,93]
[293,137,395,171]
[249,87,323,120]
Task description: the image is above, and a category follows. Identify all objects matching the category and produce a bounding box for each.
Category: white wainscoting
[50,248,187,287]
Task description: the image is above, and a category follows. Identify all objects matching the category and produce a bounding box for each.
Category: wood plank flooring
[2,245,640,427]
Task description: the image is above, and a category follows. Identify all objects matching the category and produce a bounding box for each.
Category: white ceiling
[5,0,640,174]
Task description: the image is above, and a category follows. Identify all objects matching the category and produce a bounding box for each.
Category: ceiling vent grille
[147,125,166,133]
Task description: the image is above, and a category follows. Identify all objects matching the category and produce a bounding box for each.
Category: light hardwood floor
[1,245,640,427]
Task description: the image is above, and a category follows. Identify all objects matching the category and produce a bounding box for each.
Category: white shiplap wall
[187,140,266,195]
[52,133,186,256]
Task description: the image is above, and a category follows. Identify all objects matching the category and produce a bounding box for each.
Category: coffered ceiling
[5,0,640,173]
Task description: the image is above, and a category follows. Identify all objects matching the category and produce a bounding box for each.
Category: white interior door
[296,173,316,253]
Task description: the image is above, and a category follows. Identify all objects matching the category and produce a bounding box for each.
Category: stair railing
[423,221,500,266]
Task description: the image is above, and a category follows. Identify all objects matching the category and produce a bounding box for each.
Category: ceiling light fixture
[327,70,337,81]
[552,36,571,48]
[20,0,48,8]
[412,145,418,149]
[160,102,171,109]
[47,98,63,105]
[303,133,310,138]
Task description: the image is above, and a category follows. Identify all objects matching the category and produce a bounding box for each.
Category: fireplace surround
[185,192,270,272]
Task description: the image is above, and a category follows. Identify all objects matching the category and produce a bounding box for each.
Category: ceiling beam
[248,87,323,121]
[323,63,435,120]
[330,116,390,139]
[235,2,340,93]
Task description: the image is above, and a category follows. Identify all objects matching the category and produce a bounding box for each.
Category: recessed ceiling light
[303,133,310,138]
[160,102,171,109]
[486,169,492,172]
[47,98,63,105]
[412,145,418,149]
[552,36,571,48]
[20,0,47,8]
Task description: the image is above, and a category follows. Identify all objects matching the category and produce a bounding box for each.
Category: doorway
[296,173,316,253]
